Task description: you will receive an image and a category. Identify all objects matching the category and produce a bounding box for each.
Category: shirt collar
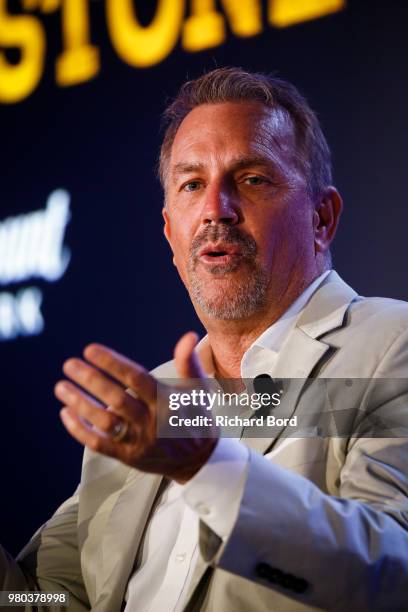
[250,270,331,354]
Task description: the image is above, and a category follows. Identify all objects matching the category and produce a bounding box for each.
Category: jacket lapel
[243,272,357,455]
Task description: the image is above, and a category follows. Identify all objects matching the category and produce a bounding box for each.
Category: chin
[192,285,267,320]
[188,263,269,320]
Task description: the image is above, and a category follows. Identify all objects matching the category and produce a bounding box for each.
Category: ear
[162,206,176,265]
[313,186,343,255]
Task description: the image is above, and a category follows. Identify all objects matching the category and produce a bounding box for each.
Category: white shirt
[125,270,331,611]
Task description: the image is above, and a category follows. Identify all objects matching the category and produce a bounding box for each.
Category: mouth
[198,242,242,267]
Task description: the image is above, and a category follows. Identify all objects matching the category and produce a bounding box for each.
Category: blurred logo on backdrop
[0,189,71,340]
[0,0,346,104]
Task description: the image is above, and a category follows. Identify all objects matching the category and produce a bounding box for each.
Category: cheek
[173,243,187,269]
[166,210,191,255]
[254,206,313,266]
[169,228,192,278]
[250,207,288,252]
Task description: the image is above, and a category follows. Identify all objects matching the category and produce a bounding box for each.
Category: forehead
[169,101,297,172]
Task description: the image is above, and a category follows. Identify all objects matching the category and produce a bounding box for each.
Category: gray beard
[187,261,269,320]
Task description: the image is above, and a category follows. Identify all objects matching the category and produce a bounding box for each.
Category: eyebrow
[171,155,276,183]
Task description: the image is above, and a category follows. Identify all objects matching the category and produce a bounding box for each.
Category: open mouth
[198,243,241,266]
[206,250,228,257]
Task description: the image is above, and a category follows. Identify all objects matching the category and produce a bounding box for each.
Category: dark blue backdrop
[1,0,408,555]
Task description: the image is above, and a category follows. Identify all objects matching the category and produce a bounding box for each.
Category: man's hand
[54,332,218,483]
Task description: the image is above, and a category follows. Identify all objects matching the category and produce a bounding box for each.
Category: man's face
[163,101,318,321]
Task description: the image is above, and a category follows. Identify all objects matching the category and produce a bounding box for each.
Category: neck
[199,269,323,378]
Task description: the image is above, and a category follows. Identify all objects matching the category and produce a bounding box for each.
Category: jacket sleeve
[209,440,408,611]
[199,330,408,611]
[1,487,90,612]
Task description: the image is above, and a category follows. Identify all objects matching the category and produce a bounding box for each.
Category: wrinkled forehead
[168,101,299,173]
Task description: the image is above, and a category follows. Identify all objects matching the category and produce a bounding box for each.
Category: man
[1,67,408,611]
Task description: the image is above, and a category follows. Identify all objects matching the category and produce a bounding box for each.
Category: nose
[200,182,240,226]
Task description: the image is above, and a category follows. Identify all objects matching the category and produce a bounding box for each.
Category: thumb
[174,332,206,379]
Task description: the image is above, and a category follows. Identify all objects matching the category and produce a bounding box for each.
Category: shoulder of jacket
[349,295,408,331]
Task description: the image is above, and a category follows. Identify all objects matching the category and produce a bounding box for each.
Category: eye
[243,175,267,186]
[182,180,202,192]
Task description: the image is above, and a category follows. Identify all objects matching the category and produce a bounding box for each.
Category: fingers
[55,368,148,422]
[82,344,156,405]
[55,381,115,432]
[55,344,158,459]
[60,407,121,458]
[174,332,206,379]
[56,380,148,457]
[56,338,216,477]
[59,358,140,421]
